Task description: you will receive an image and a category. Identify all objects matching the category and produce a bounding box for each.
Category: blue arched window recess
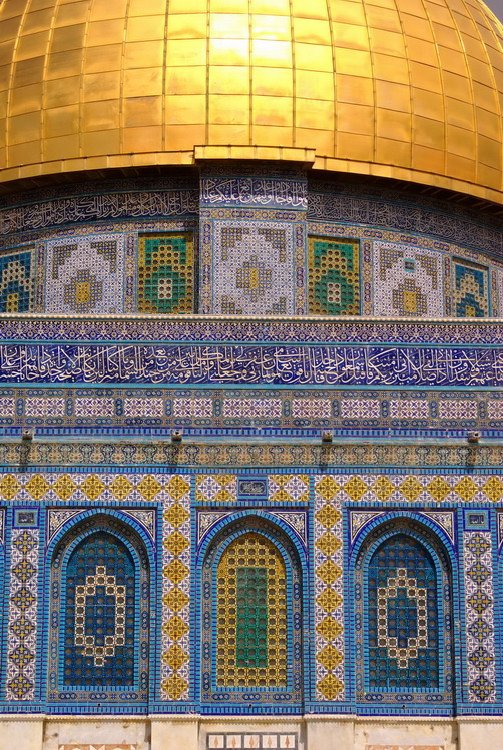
[352,517,455,708]
[47,512,150,708]
[197,513,305,712]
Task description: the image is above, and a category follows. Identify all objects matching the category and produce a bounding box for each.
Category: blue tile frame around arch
[348,510,461,716]
[42,507,157,715]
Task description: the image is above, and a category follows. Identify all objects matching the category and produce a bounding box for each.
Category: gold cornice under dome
[0,0,502,203]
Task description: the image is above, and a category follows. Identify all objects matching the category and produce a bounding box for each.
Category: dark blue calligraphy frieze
[201,177,307,210]
[0,344,501,387]
[0,190,198,235]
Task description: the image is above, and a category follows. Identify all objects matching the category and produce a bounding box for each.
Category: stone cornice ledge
[455,716,503,723]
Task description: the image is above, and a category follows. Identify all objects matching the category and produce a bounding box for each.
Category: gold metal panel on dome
[0,0,501,202]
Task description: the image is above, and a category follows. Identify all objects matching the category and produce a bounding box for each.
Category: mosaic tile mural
[196,475,237,503]
[47,514,150,704]
[45,235,126,313]
[211,221,296,315]
[160,475,191,702]
[454,259,490,317]
[200,516,304,705]
[138,233,194,314]
[0,471,501,713]
[372,241,443,317]
[0,180,501,319]
[367,535,439,689]
[308,236,360,315]
[215,533,287,687]
[314,477,345,701]
[0,249,34,312]
[2,388,502,436]
[463,531,496,702]
[6,528,38,700]
[353,516,454,705]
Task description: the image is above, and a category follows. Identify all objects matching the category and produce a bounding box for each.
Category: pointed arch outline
[349,511,459,712]
[45,508,156,711]
[196,509,309,713]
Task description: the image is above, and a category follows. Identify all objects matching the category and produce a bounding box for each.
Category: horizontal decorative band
[0,441,500,469]
[0,344,501,388]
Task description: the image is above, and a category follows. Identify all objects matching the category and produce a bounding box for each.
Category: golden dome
[0,0,502,202]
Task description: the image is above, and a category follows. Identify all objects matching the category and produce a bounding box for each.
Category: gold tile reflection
[253,67,293,97]
[81,100,120,132]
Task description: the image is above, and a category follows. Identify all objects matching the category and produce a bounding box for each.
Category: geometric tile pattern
[340,399,380,419]
[160,476,191,701]
[354,519,453,704]
[212,221,296,315]
[74,398,115,418]
[64,539,134,683]
[438,400,478,420]
[463,532,496,702]
[138,234,194,314]
[215,533,287,687]
[0,249,34,312]
[200,515,304,705]
[454,260,490,318]
[308,237,360,315]
[47,516,150,704]
[388,399,429,419]
[1,311,499,345]
[6,529,38,700]
[373,241,443,317]
[368,536,439,688]
[269,475,309,503]
[222,399,283,419]
[173,398,213,418]
[2,469,503,711]
[0,472,195,703]
[196,475,237,503]
[314,476,345,701]
[25,397,66,417]
[4,387,503,434]
[1,473,502,507]
[488,400,503,420]
[45,235,125,313]
[0,396,15,419]
[291,398,331,418]
[122,398,164,418]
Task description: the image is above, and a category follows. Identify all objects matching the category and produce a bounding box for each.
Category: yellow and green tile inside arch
[454,259,490,317]
[0,249,34,312]
[308,236,360,315]
[138,233,194,314]
[216,532,287,687]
